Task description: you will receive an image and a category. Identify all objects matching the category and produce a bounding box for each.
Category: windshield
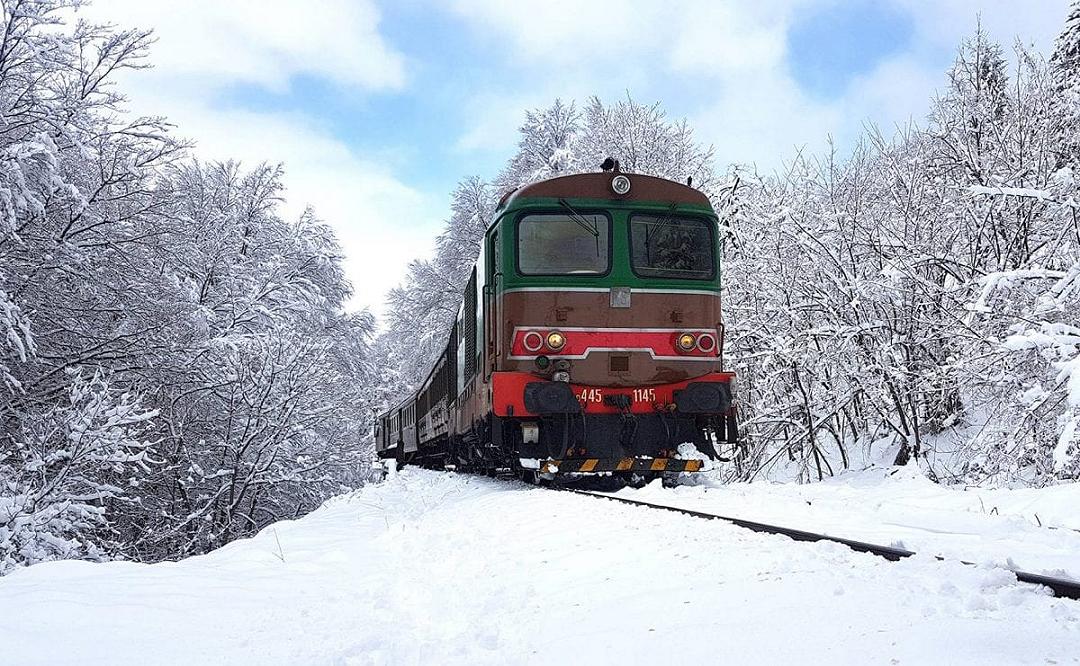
[517,213,610,275]
[629,214,715,280]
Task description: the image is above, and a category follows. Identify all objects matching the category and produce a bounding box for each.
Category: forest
[3,0,1080,573]
[0,1,378,572]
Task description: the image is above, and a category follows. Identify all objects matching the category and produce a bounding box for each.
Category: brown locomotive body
[377,169,737,482]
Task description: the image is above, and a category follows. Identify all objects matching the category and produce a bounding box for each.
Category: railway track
[565,488,1080,601]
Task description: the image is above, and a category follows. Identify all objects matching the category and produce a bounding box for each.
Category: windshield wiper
[559,198,599,237]
[643,202,679,263]
[652,202,679,235]
[559,198,601,256]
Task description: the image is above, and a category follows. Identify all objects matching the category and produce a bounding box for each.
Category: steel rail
[567,489,1080,601]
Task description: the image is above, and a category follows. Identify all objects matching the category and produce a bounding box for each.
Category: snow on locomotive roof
[497,172,711,209]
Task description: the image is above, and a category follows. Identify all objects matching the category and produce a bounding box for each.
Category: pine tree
[933,26,1010,186]
[1051,0,1080,168]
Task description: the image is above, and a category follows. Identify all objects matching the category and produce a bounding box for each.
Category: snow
[616,466,1080,577]
[969,185,1053,200]
[676,440,711,463]
[0,468,1077,665]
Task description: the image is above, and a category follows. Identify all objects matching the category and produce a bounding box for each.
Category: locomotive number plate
[577,388,603,404]
[576,388,658,404]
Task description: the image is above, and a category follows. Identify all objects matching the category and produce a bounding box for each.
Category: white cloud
[447,0,1066,173]
[450,0,661,65]
[446,0,816,169]
[71,0,437,317]
[665,2,799,74]
[78,0,405,91]
[453,82,608,155]
[890,0,1066,54]
[454,90,537,154]
[690,74,840,172]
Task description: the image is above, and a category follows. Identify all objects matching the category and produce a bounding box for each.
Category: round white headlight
[611,174,631,195]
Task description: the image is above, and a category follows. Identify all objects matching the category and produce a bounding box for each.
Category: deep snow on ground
[1,469,1078,665]
[617,466,1080,577]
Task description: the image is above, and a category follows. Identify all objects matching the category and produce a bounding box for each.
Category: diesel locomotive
[375,164,737,482]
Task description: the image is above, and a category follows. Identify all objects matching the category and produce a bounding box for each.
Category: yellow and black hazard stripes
[540,458,703,475]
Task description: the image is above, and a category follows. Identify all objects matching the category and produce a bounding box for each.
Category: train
[375,162,738,483]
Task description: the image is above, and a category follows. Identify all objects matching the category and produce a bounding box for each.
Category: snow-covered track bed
[2,468,1078,664]
[566,488,1080,600]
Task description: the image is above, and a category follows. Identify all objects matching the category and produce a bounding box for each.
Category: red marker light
[523,331,544,352]
[697,332,717,353]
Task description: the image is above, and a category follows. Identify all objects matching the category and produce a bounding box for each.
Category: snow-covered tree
[722,26,1080,485]
[574,96,718,196]
[0,1,380,572]
[1,371,157,570]
[383,178,497,387]
[496,99,581,189]
[1051,0,1080,169]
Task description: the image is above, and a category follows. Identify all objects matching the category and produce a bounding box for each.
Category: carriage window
[629,215,715,280]
[517,213,610,276]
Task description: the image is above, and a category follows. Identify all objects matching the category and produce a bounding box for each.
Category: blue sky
[788,2,915,97]
[81,0,1067,317]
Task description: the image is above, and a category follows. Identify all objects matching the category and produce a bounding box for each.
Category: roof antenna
[687,176,693,187]
[600,157,615,172]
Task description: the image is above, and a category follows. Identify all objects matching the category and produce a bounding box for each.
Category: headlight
[546,331,566,350]
[676,333,697,352]
[611,174,631,195]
